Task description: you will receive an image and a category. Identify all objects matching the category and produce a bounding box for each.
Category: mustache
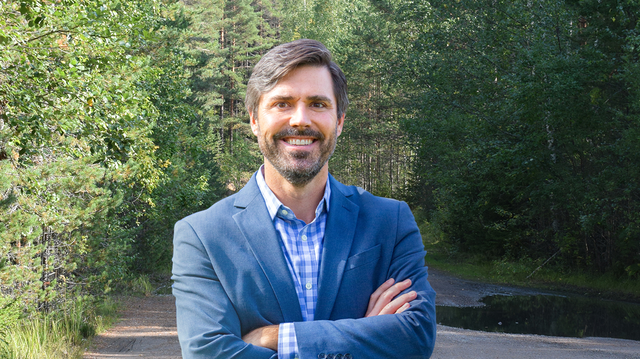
[273,128,325,141]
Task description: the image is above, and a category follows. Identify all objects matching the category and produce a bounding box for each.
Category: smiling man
[172,39,437,359]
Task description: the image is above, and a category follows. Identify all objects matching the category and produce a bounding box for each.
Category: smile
[285,138,314,146]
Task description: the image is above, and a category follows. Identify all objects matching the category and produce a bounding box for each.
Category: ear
[250,112,259,136]
[336,113,345,137]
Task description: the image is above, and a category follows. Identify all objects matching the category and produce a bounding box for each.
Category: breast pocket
[344,244,382,271]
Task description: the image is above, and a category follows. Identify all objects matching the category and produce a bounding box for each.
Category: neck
[262,163,328,224]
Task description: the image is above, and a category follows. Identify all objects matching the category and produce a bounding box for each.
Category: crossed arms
[172,200,436,359]
[243,278,418,350]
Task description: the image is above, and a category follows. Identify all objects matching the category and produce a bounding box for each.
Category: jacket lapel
[232,176,303,323]
[315,176,360,320]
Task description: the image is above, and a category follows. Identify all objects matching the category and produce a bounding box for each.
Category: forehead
[260,65,335,103]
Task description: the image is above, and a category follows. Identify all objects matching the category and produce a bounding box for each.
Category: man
[172,39,436,359]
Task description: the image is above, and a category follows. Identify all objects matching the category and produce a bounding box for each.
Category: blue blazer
[172,174,436,358]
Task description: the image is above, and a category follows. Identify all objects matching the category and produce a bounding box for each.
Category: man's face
[250,65,344,186]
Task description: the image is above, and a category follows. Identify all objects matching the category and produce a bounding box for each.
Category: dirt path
[83,295,181,359]
[84,271,640,358]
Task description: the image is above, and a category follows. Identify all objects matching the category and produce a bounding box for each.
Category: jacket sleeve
[293,201,437,359]
[172,219,278,359]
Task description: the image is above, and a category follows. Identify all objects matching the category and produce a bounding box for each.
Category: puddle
[436,294,640,341]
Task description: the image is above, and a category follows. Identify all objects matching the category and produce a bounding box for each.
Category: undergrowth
[0,272,172,359]
[421,220,640,302]
[125,273,173,297]
[0,296,119,359]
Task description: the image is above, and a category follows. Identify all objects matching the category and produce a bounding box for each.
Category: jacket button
[318,354,326,359]
[335,355,343,359]
[326,355,335,359]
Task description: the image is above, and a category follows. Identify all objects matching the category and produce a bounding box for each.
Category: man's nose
[289,105,312,127]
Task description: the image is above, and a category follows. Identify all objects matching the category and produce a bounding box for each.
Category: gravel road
[83,269,640,358]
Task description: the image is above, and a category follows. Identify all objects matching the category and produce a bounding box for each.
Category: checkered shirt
[256,167,330,359]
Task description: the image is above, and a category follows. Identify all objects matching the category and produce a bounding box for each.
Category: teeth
[286,138,313,145]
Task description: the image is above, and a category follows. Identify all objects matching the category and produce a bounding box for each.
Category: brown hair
[245,39,349,119]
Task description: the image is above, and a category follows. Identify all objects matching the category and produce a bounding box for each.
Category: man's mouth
[274,128,324,146]
[284,138,314,146]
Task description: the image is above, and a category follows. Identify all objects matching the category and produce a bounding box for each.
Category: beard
[257,126,338,187]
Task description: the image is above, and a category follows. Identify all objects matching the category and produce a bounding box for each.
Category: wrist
[261,325,279,351]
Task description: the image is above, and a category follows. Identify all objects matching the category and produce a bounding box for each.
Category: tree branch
[27,27,79,43]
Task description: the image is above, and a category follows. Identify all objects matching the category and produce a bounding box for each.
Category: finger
[366,278,395,315]
[367,279,412,317]
[395,302,411,314]
[372,279,411,315]
[379,290,417,315]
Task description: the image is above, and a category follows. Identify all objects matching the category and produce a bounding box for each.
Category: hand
[242,325,279,351]
[365,278,417,317]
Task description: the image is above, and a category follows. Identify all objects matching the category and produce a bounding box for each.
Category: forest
[1,0,639,341]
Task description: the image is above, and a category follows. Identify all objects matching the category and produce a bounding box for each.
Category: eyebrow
[266,94,334,105]
[307,95,333,104]
[268,95,295,102]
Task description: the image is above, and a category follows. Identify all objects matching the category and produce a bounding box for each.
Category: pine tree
[182,0,279,189]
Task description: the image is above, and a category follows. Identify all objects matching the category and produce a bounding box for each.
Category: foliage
[396,0,640,275]
[179,0,273,190]
[118,6,226,273]
[2,295,119,359]
[129,275,155,297]
[0,0,164,314]
[0,0,225,339]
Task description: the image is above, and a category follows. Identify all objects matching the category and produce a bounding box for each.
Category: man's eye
[312,102,326,108]
[275,102,289,108]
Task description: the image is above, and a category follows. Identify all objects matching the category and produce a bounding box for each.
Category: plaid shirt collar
[256,165,331,221]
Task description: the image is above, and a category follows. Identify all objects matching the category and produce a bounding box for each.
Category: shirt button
[281,209,288,215]
[301,235,308,241]
[305,282,312,290]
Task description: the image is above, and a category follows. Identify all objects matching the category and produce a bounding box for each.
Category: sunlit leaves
[0,0,168,314]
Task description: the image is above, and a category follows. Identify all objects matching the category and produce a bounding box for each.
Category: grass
[0,272,172,359]
[423,239,640,302]
[415,210,640,302]
[126,273,172,296]
[130,275,156,297]
[1,296,120,359]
